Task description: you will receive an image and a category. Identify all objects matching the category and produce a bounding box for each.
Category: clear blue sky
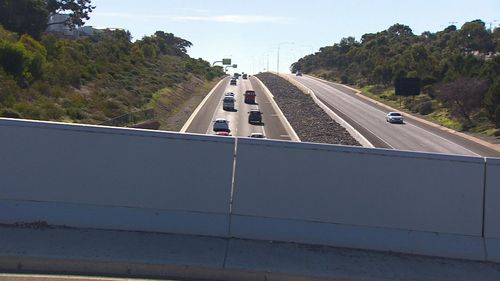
[86,0,499,74]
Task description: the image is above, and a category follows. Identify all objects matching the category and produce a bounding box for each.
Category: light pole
[277,42,294,74]
[262,50,274,72]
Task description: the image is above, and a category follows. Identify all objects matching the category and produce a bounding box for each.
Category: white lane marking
[180,77,227,133]
[303,76,480,155]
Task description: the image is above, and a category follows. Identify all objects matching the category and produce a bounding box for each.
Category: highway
[183,76,292,141]
[287,74,500,157]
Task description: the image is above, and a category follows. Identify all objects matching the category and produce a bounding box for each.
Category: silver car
[386,112,404,124]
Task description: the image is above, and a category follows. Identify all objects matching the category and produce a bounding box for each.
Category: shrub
[495,105,500,128]
[418,101,433,115]
[0,108,21,118]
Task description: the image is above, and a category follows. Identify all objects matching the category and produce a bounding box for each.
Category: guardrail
[0,118,498,263]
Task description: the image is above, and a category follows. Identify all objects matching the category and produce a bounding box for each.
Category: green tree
[0,0,95,39]
[458,20,494,53]
[0,0,49,39]
[46,0,95,29]
[484,77,500,123]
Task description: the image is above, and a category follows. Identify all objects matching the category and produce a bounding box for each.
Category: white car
[213,118,230,132]
[225,92,235,97]
[386,112,404,124]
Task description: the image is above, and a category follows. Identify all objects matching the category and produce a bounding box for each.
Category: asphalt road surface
[184,76,291,141]
[287,74,500,157]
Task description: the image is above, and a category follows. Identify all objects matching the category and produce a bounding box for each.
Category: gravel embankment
[255,73,360,146]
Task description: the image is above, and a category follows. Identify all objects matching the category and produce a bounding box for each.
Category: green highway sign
[222,58,232,65]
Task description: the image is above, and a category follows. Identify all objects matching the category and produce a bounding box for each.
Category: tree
[387,23,414,38]
[46,0,95,30]
[484,77,500,123]
[0,0,49,39]
[458,20,494,53]
[0,0,95,39]
[437,77,488,124]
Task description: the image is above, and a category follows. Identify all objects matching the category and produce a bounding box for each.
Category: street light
[277,42,294,74]
[262,50,274,72]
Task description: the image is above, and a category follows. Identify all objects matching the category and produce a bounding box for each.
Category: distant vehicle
[233,73,240,79]
[296,71,303,76]
[244,90,256,104]
[248,109,263,124]
[223,96,235,111]
[225,92,235,97]
[215,131,231,136]
[386,112,404,124]
[213,118,230,132]
[230,79,237,86]
[242,74,248,79]
[249,132,265,138]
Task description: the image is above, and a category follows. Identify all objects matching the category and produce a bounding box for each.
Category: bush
[495,105,500,128]
[418,101,433,115]
[0,108,21,118]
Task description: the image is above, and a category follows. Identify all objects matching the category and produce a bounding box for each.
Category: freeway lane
[287,74,500,157]
[183,76,291,140]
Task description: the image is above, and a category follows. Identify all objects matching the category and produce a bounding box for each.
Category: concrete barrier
[485,157,500,262]
[0,118,235,237]
[0,118,497,263]
[231,138,487,260]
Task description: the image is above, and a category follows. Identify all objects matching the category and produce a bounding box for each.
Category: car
[225,92,235,97]
[242,74,248,79]
[230,79,237,86]
[249,132,265,138]
[295,71,302,76]
[386,112,404,123]
[215,131,231,136]
[223,96,235,111]
[213,118,230,132]
[244,90,256,104]
[248,109,263,124]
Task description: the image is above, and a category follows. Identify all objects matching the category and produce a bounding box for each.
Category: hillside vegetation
[0,25,224,125]
[292,20,500,135]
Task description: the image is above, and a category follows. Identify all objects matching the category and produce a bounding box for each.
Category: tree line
[292,21,500,131]
[0,0,224,123]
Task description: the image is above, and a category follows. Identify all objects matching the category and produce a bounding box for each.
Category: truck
[223,96,235,111]
[244,90,256,104]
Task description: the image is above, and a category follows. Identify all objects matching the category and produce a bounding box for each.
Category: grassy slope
[0,26,223,129]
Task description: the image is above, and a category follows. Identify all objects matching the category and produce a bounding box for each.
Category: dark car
[248,109,263,124]
[230,79,237,86]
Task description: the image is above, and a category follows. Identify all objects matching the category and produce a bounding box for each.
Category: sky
[86,0,500,74]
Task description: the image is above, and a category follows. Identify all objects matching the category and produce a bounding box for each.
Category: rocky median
[255,73,360,146]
